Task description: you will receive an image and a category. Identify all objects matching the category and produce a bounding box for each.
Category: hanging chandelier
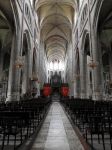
[31,72,38,81]
[74,73,80,79]
[15,56,24,68]
[88,59,97,69]
[109,80,112,86]
[72,73,80,83]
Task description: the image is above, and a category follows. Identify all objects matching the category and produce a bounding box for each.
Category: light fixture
[15,56,24,68]
[71,79,74,83]
[2,70,8,81]
[88,59,97,69]
[108,80,112,86]
[74,73,80,79]
[72,73,80,83]
[31,72,38,81]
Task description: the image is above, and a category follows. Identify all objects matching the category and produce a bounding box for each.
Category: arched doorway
[96,0,112,99]
[0,8,13,100]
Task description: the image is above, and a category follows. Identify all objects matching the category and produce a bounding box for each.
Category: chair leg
[20,130,22,144]
[110,134,112,150]
[86,130,88,141]
[27,126,29,138]
[102,133,105,150]
[91,133,93,146]
[14,134,16,150]
[2,133,5,150]
[7,134,10,145]
[98,133,100,143]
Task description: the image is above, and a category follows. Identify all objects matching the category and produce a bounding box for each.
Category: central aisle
[31,102,84,150]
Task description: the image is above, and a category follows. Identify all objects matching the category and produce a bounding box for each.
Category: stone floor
[30,102,85,150]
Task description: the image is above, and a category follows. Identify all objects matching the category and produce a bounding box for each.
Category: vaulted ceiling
[35,0,77,63]
[0,0,14,49]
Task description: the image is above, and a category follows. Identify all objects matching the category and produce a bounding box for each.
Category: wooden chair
[85,115,105,150]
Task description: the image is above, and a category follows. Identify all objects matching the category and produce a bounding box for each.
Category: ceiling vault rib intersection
[36,0,76,63]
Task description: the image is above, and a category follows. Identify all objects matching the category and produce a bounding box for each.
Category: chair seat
[4,127,22,135]
[0,127,3,133]
[86,127,103,134]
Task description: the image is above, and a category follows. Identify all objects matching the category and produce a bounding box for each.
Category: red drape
[61,86,69,97]
[43,86,51,97]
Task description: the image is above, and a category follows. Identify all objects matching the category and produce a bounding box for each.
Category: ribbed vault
[35,0,77,64]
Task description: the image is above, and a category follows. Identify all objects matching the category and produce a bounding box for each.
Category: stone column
[109,52,112,81]
[91,30,103,100]
[67,43,74,97]
[28,40,33,89]
[79,50,87,99]
[22,56,28,94]
[6,31,21,102]
[73,50,80,98]
[109,51,112,98]
[87,56,92,98]
[38,42,44,87]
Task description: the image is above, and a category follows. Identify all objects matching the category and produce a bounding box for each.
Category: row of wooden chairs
[61,97,112,150]
[0,97,51,150]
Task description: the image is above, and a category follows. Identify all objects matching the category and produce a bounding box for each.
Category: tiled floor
[31,102,84,150]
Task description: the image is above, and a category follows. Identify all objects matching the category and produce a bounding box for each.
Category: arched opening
[37,0,75,94]
[0,8,13,100]
[3,52,10,80]
[97,0,112,99]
